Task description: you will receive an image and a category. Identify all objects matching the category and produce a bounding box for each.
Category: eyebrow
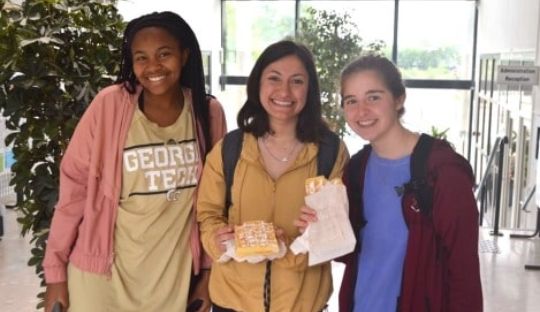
[342,89,386,102]
[343,90,384,97]
[266,70,306,78]
[132,46,174,55]
[366,89,385,94]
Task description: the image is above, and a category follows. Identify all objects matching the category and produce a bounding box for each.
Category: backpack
[221,128,340,217]
[348,133,436,217]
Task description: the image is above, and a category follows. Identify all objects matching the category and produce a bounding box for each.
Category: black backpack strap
[409,133,435,217]
[221,129,243,218]
[347,146,369,197]
[346,145,371,232]
[317,129,340,178]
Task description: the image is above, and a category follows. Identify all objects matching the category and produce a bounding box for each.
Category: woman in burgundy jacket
[297,55,482,311]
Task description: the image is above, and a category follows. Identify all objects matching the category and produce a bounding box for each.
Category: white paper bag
[290,183,356,266]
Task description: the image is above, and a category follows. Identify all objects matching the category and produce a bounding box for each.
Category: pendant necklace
[261,135,298,163]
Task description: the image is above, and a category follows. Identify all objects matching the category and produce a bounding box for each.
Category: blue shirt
[353,151,410,312]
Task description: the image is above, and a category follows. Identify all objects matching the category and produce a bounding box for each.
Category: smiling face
[131,26,189,97]
[259,55,309,126]
[342,70,405,145]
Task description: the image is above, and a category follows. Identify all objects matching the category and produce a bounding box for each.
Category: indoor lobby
[1,0,540,311]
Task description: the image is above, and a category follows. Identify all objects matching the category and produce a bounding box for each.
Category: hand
[274,226,286,243]
[44,282,69,312]
[214,225,234,253]
[188,270,211,312]
[293,205,318,234]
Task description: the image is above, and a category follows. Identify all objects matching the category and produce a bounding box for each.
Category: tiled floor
[1,208,539,312]
[479,228,540,312]
[0,208,40,312]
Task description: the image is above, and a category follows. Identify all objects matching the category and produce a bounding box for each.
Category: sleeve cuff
[44,265,67,284]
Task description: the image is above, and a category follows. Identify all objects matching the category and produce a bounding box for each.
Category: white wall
[477,0,540,54]
[117,0,222,93]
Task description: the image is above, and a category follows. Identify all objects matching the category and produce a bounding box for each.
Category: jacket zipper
[424,296,431,312]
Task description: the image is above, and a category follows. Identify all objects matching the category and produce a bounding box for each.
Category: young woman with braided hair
[43,11,226,312]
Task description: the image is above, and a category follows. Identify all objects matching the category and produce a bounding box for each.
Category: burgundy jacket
[338,136,483,312]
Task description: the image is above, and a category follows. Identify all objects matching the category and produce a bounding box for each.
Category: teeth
[148,75,165,82]
[358,120,376,127]
[273,99,292,106]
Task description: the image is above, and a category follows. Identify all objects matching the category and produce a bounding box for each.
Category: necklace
[260,135,298,163]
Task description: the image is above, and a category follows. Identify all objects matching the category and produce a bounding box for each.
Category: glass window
[344,89,471,156]
[220,0,477,159]
[201,51,212,93]
[299,0,394,59]
[397,1,475,80]
[223,0,296,75]
[402,89,472,156]
[215,84,246,130]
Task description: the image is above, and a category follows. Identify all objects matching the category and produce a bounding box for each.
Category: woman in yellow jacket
[197,40,348,312]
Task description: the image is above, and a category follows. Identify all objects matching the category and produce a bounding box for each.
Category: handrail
[474,136,506,197]
[491,136,508,236]
[519,185,536,212]
[475,136,508,236]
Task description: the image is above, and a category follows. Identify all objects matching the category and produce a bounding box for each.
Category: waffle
[234,221,279,257]
[305,176,326,195]
[305,176,343,195]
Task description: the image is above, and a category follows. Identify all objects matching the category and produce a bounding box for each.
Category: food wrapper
[290,176,356,266]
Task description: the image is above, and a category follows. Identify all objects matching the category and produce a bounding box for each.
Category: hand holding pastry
[293,205,318,234]
[214,225,234,253]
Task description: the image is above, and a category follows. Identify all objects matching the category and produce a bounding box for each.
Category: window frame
[220,0,479,158]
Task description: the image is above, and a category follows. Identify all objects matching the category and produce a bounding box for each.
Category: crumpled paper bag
[290,182,356,266]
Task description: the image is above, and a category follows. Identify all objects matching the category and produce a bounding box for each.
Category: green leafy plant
[430,126,450,140]
[297,7,385,137]
[0,0,124,307]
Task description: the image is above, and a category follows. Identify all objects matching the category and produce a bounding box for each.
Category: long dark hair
[237,40,329,143]
[116,11,211,156]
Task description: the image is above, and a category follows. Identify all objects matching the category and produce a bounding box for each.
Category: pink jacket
[43,84,226,283]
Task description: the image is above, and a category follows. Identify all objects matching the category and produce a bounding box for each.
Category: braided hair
[116,11,211,157]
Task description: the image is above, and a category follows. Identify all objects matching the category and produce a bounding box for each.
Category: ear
[395,94,406,111]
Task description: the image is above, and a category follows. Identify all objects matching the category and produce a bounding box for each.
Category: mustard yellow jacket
[197,132,349,312]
